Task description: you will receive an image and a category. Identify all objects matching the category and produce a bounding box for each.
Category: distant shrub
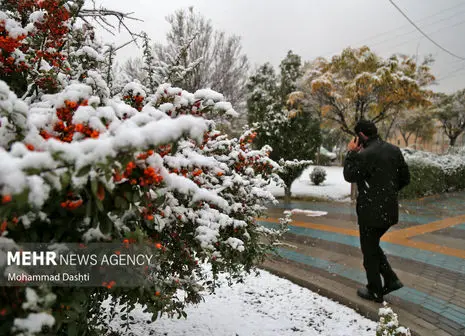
[310,167,326,186]
[318,147,336,166]
[318,154,333,167]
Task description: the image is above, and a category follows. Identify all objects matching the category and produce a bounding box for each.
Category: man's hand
[347,137,362,152]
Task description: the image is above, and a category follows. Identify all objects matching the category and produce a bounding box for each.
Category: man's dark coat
[343,137,410,228]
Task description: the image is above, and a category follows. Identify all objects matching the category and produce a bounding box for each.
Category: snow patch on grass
[105,269,376,336]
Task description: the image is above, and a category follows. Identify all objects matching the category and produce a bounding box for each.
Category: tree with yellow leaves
[301,46,435,136]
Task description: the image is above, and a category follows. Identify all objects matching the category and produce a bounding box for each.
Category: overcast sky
[96,0,465,93]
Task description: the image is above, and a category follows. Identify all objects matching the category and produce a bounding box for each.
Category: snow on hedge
[402,147,465,173]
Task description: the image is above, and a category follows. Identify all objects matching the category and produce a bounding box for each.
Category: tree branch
[79,5,144,46]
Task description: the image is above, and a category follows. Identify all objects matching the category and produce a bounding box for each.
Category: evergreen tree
[279,51,301,103]
[246,63,278,125]
[141,32,157,93]
[247,51,321,200]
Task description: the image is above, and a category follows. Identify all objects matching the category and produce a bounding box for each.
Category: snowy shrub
[317,153,333,167]
[310,167,327,186]
[279,159,313,199]
[0,2,286,335]
[400,148,465,198]
[376,303,411,336]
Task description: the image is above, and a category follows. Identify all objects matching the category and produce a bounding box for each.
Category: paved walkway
[260,191,465,336]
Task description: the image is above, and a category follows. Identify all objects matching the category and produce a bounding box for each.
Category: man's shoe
[357,287,383,303]
[383,279,403,295]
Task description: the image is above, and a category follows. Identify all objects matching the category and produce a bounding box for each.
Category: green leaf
[99,213,113,234]
[60,172,71,189]
[170,142,178,154]
[76,165,91,177]
[115,196,129,210]
[85,199,93,217]
[13,189,29,208]
[91,179,98,196]
[52,151,63,161]
[105,168,113,181]
[24,168,42,175]
[95,198,104,212]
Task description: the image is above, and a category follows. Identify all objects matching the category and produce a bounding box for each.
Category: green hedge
[400,149,465,199]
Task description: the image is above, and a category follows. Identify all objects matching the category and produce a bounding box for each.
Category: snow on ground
[107,269,376,336]
[268,165,351,201]
[288,209,328,217]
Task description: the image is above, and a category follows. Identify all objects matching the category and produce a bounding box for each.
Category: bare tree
[120,57,146,83]
[116,33,203,94]
[78,0,143,44]
[154,7,249,109]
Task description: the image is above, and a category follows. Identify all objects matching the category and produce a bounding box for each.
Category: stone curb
[261,257,448,336]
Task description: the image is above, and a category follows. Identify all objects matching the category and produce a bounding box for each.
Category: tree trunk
[400,132,410,147]
[384,116,397,140]
[284,184,292,203]
[450,136,458,147]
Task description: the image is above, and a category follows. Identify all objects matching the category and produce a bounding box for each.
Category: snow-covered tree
[246,63,278,125]
[154,7,249,110]
[119,57,146,85]
[302,46,434,135]
[247,51,320,200]
[434,89,465,147]
[0,2,286,335]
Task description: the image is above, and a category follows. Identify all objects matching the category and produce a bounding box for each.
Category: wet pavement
[260,191,465,336]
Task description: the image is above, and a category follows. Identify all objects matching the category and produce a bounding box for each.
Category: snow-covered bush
[0,2,286,335]
[310,167,327,186]
[0,79,286,335]
[400,148,465,198]
[279,159,313,200]
[376,304,411,336]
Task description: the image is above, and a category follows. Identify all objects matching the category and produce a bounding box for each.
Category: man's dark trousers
[359,225,399,296]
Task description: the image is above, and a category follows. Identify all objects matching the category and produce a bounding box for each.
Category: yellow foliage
[321,105,333,116]
[311,80,332,93]
[287,109,301,119]
[287,91,304,106]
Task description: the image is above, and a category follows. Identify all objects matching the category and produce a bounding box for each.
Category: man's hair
[354,120,378,137]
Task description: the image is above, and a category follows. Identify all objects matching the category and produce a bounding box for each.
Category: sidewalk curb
[261,257,446,336]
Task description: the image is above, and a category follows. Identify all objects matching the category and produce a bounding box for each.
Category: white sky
[96,0,465,93]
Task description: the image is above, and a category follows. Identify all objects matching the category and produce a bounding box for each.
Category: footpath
[260,191,465,336]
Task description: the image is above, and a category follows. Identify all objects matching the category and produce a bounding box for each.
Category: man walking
[343,120,410,303]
